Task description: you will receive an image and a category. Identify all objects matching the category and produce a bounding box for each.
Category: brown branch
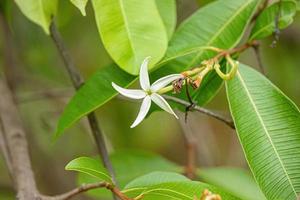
[213,40,258,61]
[163,95,235,129]
[0,117,14,179]
[252,43,267,76]
[0,79,39,200]
[49,20,119,198]
[41,182,133,200]
[41,182,108,200]
[176,111,197,179]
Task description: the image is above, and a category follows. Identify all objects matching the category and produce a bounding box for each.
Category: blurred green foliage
[0,0,299,199]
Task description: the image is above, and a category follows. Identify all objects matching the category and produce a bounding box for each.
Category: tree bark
[0,79,39,200]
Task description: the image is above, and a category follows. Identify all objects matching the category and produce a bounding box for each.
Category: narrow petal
[150,74,183,92]
[112,82,146,99]
[130,96,151,128]
[139,57,151,91]
[150,93,178,119]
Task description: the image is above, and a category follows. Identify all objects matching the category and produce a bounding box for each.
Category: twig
[252,43,267,76]
[49,20,119,198]
[41,182,133,200]
[271,0,282,48]
[163,95,235,129]
[17,88,73,103]
[251,0,271,22]
[176,111,197,179]
[41,182,108,200]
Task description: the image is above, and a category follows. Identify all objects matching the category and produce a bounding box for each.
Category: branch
[41,182,109,200]
[163,95,235,129]
[41,182,133,200]
[252,43,267,76]
[0,117,14,179]
[0,79,39,199]
[251,0,271,22]
[49,20,118,197]
[175,111,197,179]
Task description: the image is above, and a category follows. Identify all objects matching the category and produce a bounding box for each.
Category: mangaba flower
[112,57,183,128]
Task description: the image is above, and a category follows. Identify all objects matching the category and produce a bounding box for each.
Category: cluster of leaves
[13,0,300,199]
[65,150,265,200]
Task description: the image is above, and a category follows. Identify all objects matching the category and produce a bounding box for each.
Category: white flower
[112,57,183,128]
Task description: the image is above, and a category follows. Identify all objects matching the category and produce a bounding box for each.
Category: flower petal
[112,82,146,99]
[139,57,151,91]
[150,74,183,92]
[150,93,178,119]
[130,96,151,128]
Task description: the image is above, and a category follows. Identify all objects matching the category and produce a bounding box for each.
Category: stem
[176,111,197,179]
[252,43,267,75]
[157,41,257,95]
[251,0,271,22]
[163,95,235,129]
[49,20,119,199]
[41,182,133,200]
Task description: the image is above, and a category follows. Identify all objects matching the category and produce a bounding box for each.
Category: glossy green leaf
[151,0,261,106]
[14,0,58,34]
[226,64,300,200]
[155,0,177,40]
[55,0,261,137]
[124,171,188,189]
[198,167,266,200]
[54,64,135,139]
[70,0,88,16]
[66,157,112,183]
[110,150,180,186]
[124,180,240,200]
[92,0,168,75]
[249,0,297,41]
[77,150,180,199]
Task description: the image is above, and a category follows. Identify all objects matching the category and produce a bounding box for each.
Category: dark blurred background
[0,0,299,199]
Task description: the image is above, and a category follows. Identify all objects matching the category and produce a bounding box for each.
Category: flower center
[145,89,152,95]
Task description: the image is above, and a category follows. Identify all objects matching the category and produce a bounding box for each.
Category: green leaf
[77,150,180,199]
[54,64,135,139]
[124,171,188,189]
[226,64,300,200]
[65,157,112,183]
[107,150,180,187]
[198,167,266,200]
[54,0,261,137]
[124,180,240,200]
[92,0,168,75]
[249,0,297,40]
[14,0,58,34]
[155,0,177,40]
[151,0,261,106]
[70,0,88,16]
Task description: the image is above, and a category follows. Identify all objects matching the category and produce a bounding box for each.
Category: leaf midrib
[236,71,297,197]
[118,0,137,67]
